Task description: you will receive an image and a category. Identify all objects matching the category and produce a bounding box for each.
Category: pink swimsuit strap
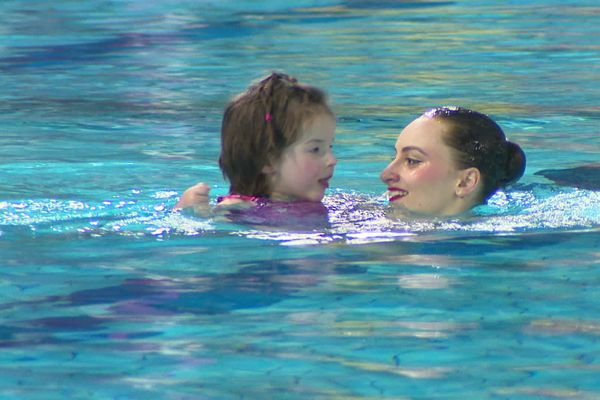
[216,194,265,203]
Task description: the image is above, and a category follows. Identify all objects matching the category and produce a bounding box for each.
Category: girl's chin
[306,189,326,202]
[307,194,325,202]
[284,194,324,203]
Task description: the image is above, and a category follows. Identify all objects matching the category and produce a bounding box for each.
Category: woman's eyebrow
[400,146,428,156]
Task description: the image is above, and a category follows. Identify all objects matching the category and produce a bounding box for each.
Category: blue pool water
[1,0,600,398]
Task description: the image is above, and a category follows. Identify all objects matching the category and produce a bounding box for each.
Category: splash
[1,185,598,244]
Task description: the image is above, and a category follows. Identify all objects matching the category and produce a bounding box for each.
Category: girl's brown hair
[219,72,333,197]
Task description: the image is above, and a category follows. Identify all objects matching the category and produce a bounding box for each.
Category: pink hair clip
[265,112,272,122]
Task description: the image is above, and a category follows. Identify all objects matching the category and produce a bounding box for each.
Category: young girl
[174,72,337,213]
[381,106,526,216]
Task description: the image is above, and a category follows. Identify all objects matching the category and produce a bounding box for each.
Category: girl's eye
[406,158,421,166]
[310,147,321,153]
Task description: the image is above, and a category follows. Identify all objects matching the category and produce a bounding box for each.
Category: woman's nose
[380,162,399,184]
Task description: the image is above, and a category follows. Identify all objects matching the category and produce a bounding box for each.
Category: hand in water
[173,182,210,215]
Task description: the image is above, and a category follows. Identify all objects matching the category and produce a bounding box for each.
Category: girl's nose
[327,150,337,167]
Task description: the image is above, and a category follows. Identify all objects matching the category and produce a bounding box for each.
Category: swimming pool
[1,0,599,398]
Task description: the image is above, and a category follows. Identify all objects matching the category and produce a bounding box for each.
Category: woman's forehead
[397,117,447,146]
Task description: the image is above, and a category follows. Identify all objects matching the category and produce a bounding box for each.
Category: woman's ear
[456,167,480,198]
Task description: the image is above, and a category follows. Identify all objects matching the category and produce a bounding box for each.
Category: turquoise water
[1,0,600,398]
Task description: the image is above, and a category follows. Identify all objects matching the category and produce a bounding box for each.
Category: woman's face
[380,116,472,216]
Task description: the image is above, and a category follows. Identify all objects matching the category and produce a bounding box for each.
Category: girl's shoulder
[217,194,265,203]
[216,194,267,209]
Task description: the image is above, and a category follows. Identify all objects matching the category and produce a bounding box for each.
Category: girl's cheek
[299,159,319,174]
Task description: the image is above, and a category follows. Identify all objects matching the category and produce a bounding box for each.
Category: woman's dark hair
[219,72,333,197]
[427,106,526,202]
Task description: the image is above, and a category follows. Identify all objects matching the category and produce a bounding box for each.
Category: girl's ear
[456,167,480,198]
[262,155,281,175]
[261,164,275,174]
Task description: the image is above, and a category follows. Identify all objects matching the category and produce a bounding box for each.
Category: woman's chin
[387,202,441,219]
[388,203,473,220]
[388,202,415,217]
[389,199,413,213]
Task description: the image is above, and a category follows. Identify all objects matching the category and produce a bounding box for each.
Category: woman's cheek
[413,164,446,181]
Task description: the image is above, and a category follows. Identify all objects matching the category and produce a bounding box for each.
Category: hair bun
[502,141,526,186]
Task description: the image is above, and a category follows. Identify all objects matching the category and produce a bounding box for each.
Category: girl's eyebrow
[304,138,326,144]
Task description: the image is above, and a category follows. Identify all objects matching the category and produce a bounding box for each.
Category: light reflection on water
[1,186,598,244]
[1,0,600,398]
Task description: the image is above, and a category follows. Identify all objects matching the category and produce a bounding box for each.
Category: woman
[381,106,526,216]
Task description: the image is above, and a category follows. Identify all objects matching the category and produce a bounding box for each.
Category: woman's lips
[387,188,407,202]
[319,177,331,188]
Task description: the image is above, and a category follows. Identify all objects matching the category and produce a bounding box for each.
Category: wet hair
[426,106,526,202]
[219,72,334,197]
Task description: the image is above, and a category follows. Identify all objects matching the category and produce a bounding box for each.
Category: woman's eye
[310,147,321,153]
[406,158,421,166]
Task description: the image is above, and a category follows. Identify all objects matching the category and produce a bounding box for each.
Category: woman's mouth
[387,188,407,202]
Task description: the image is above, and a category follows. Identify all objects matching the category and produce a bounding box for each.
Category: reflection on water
[1,184,599,244]
[1,0,600,398]
[536,164,600,190]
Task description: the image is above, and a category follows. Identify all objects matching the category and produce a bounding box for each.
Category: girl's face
[380,116,472,216]
[266,113,337,202]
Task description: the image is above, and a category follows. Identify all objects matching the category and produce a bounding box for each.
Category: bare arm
[173,182,211,216]
[173,182,255,217]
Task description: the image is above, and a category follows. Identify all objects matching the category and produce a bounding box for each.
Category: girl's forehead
[305,112,335,126]
[301,113,336,136]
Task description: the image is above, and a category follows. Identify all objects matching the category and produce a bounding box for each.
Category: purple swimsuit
[216,194,329,229]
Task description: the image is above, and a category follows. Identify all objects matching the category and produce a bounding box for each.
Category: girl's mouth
[387,188,408,202]
[319,177,332,188]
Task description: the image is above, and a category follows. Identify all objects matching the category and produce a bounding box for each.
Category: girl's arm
[173,182,211,215]
[173,182,255,217]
